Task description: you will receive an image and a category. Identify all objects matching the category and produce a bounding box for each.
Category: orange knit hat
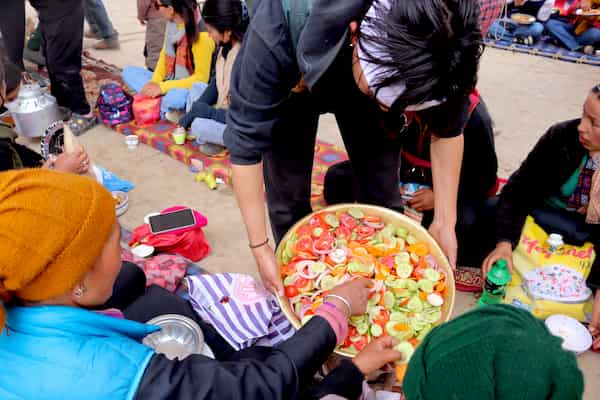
[0,169,116,330]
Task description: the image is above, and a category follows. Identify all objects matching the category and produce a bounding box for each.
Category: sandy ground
[21,0,600,396]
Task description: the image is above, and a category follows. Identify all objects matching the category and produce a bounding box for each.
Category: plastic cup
[172,128,186,145]
[125,135,139,149]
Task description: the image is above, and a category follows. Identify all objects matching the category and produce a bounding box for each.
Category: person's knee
[163,89,188,111]
[531,23,544,38]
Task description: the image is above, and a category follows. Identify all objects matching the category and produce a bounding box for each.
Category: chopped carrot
[409,338,420,347]
[419,291,428,301]
[394,323,409,331]
[395,364,408,382]
[400,297,410,307]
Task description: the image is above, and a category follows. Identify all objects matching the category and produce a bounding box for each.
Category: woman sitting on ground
[545,0,600,55]
[487,0,553,45]
[0,169,402,400]
[122,0,215,118]
[482,84,600,349]
[324,93,498,268]
[177,0,248,156]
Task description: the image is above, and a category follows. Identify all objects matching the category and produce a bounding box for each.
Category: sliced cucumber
[418,279,434,293]
[396,263,413,279]
[320,275,337,291]
[312,227,324,237]
[371,324,383,337]
[394,342,415,364]
[406,279,419,292]
[407,296,423,312]
[406,235,418,245]
[312,262,328,274]
[325,214,340,228]
[423,268,441,282]
[348,208,364,219]
[395,227,408,238]
[356,323,369,335]
[389,312,408,323]
[383,291,396,309]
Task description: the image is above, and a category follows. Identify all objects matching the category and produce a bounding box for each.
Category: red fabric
[130,206,210,262]
[478,0,505,36]
[133,95,161,125]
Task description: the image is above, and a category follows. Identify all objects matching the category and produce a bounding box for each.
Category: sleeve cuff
[312,359,365,399]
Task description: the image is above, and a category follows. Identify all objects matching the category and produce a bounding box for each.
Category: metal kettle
[6,83,62,138]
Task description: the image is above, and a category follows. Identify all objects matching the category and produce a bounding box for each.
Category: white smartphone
[148,208,197,235]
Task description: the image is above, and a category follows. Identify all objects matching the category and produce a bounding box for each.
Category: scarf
[567,155,600,211]
[164,22,194,81]
[215,43,240,109]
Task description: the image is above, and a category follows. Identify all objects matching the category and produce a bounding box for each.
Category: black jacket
[135,316,364,400]
[496,119,586,246]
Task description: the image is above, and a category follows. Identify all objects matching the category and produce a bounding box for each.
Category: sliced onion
[427,293,444,307]
[363,220,385,229]
[329,248,348,264]
[296,260,319,280]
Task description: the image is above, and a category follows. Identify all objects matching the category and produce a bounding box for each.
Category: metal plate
[275,203,456,358]
[144,314,206,360]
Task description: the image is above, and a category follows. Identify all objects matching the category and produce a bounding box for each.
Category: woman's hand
[253,244,283,296]
[429,220,457,270]
[409,188,434,212]
[353,336,403,376]
[589,291,600,350]
[141,82,162,98]
[49,150,90,174]
[481,241,514,279]
[328,277,371,316]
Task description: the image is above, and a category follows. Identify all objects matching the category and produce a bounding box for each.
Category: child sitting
[122,0,215,118]
[546,0,600,54]
[177,0,248,156]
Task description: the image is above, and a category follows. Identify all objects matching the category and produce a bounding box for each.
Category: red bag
[132,94,161,124]
[130,206,210,262]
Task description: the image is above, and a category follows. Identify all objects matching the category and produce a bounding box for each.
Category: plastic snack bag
[504,216,595,322]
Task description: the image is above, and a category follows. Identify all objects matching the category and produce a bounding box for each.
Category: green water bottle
[478,259,512,307]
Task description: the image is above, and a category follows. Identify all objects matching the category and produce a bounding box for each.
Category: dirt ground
[23,0,600,396]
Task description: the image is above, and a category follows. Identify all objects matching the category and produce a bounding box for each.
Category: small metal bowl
[143,314,205,360]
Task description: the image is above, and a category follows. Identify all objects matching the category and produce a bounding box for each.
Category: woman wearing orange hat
[0,169,402,400]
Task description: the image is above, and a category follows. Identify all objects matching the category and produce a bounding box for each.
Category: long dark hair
[359,0,482,137]
[161,0,199,45]
[201,0,249,43]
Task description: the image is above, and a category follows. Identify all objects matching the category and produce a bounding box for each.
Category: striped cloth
[186,273,296,350]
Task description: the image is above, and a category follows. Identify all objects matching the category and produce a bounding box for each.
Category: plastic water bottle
[478,259,512,307]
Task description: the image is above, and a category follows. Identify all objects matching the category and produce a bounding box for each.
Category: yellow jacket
[152,29,215,94]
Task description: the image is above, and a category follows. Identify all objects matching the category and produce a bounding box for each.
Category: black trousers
[323,160,498,268]
[264,89,404,244]
[0,0,90,115]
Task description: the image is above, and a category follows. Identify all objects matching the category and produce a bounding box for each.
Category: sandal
[68,113,97,136]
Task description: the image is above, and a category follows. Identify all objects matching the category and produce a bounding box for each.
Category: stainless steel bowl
[143,314,206,360]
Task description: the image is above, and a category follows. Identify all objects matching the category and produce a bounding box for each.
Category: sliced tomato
[334,225,352,241]
[295,235,314,254]
[314,237,335,253]
[297,225,313,238]
[294,277,309,288]
[309,214,328,230]
[284,286,299,298]
[353,337,368,351]
[281,263,297,277]
[340,213,359,230]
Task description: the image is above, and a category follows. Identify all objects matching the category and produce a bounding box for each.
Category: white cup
[125,135,139,150]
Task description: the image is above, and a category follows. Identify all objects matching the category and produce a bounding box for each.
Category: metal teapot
[6,82,62,138]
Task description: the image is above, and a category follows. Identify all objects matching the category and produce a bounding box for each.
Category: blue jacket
[0,305,159,400]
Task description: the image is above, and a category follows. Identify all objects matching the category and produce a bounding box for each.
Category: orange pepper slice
[409,338,420,348]
[395,364,408,382]
[419,291,428,301]
[394,323,410,331]
[407,243,429,257]
[435,281,446,293]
